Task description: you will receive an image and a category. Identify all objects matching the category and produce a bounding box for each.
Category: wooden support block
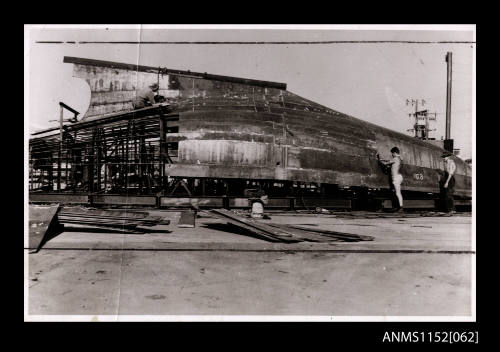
[228,198,250,208]
[178,210,196,228]
[160,197,223,208]
[29,193,89,204]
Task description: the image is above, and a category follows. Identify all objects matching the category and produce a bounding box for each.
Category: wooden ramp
[209,209,374,243]
[28,206,172,251]
[28,204,62,251]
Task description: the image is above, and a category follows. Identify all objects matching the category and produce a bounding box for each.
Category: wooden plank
[284,225,374,241]
[210,210,365,243]
[58,214,144,221]
[57,207,170,228]
[57,215,169,227]
[92,195,157,206]
[64,223,145,234]
[210,216,286,243]
[29,193,89,204]
[265,223,338,243]
[59,207,150,219]
[58,219,139,228]
[57,213,150,222]
[210,209,300,243]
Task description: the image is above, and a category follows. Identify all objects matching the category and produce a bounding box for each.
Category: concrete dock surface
[25,210,474,319]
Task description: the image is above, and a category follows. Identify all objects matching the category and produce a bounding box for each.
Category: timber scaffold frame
[28,104,353,210]
[29,105,186,206]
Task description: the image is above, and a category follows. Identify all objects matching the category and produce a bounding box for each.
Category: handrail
[59,102,80,117]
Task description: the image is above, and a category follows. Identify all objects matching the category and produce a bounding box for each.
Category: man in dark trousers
[440,151,456,214]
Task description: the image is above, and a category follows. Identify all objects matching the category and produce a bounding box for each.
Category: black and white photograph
[24,24,475,323]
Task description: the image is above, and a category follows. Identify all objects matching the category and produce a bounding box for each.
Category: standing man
[441,151,456,214]
[378,147,404,212]
[132,83,159,109]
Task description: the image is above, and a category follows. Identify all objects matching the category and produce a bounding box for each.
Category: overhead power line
[35,40,477,45]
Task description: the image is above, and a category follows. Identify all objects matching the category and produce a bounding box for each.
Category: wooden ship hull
[29,57,471,209]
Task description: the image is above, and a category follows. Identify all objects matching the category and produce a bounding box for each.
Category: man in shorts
[379,147,404,212]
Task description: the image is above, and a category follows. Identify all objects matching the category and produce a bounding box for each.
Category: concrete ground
[25,210,474,319]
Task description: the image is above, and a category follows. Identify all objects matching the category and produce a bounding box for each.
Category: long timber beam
[63,56,287,90]
[27,194,354,210]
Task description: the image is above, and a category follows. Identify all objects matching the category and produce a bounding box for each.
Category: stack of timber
[58,206,170,230]
[209,209,373,243]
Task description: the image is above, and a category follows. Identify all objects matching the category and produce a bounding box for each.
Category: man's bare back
[391,155,402,178]
[378,147,404,211]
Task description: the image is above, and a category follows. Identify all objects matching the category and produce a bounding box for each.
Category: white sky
[24,25,475,160]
